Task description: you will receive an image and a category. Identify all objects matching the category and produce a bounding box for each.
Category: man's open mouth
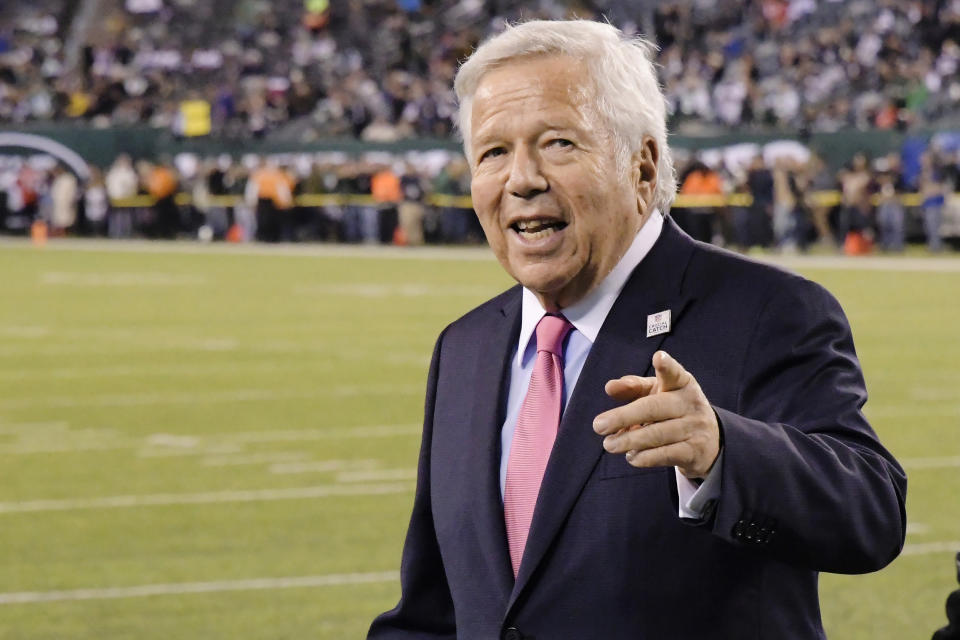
[510,219,568,240]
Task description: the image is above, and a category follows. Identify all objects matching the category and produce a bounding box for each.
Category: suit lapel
[466,287,521,599]
[507,217,698,609]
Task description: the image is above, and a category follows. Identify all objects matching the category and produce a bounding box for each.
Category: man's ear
[632,136,659,219]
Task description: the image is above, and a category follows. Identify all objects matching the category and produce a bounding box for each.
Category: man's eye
[479,147,506,162]
[547,138,574,149]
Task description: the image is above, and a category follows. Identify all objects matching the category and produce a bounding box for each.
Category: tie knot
[535,314,573,357]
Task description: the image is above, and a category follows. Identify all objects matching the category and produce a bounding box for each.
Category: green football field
[0,239,957,639]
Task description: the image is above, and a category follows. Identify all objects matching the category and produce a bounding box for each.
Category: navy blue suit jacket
[369,218,907,639]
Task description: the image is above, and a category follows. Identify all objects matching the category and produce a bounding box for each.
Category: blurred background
[1,0,960,251]
[1,1,959,639]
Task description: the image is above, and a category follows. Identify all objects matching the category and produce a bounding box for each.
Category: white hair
[454,19,677,211]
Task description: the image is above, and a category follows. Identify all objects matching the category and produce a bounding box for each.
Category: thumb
[654,351,690,392]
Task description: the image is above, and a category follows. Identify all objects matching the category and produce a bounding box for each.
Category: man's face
[468,55,655,310]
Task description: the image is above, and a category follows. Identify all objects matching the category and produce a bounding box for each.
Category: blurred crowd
[3,0,960,138]
[673,146,959,253]
[0,151,480,245]
[2,148,957,252]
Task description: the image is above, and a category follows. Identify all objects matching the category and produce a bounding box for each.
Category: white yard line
[901,541,960,556]
[3,237,960,270]
[0,571,400,605]
[0,383,421,410]
[900,456,960,469]
[0,540,955,606]
[0,361,332,382]
[336,468,418,483]
[0,420,69,434]
[39,271,207,286]
[269,459,381,474]
[0,482,414,515]
[0,237,496,261]
[767,255,960,272]
[201,452,313,467]
[0,423,421,456]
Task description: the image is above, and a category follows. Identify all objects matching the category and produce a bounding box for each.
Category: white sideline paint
[0,420,69,434]
[901,456,960,469]
[269,459,380,474]
[3,236,960,271]
[202,452,312,467]
[0,482,414,515]
[294,283,501,298]
[901,541,960,556]
[336,468,418,483]
[0,383,422,410]
[0,542,956,606]
[0,361,333,382]
[906,523,931,535]
[0,423,421,456]
[39,271,207,286]
[139,425,421,459]
[0,571,400,605]
[767,255,960,272]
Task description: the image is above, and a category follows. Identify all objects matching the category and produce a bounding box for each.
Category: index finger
[604,375,657,402]
[653,351,691,393]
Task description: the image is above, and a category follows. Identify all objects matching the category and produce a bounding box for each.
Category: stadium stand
[1,0,959,250]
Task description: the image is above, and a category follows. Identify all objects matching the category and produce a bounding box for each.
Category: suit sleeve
[367,330,457,639]
[709,277,907,574]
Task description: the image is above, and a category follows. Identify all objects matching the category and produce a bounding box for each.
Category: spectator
[875,154,906,252]
[246,158,295,242]
[104,153,139,237]
[144,159,180,239]
[83,167,109,236]
[919,151,946,252]
[48,165,78,234]
[838,153,874,250]
[678,159,724,244]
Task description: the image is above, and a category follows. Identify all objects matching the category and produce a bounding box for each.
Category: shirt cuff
[675,449,724,520]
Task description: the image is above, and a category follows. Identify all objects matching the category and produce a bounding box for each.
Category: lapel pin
[646,310,671,338]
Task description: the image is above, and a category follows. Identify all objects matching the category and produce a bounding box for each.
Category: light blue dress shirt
[498,212,723,519]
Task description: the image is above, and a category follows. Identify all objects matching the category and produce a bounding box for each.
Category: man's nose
[505,146,548,199]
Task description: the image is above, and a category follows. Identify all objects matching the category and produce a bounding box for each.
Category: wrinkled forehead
[472,53,593,105]
[468,54,598,133]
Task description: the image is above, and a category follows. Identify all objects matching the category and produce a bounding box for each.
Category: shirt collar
[517,210,664,366]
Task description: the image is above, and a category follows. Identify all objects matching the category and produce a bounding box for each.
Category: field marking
[269,459,380,474]
[0,361,333,382]
[0,541,956,606]
[336,468,418,483]
[900,456,960,469]
[3,237,959,270]
[39,271,207,286]
[768,255,960,272]
[0,383,422,410]
[0,571,400,605]
[0,482,414,515]
[0,420,69,434]
[905,523,930,535]
[201,452,313,467]
[294,283,501,298]
[0,237,496,261]
[901,541,960,556]
[0,325,50,338]
[864,405,960,418]
[0,423,421,456]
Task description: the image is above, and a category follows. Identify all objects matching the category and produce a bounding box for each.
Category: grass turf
[0,241,956,639]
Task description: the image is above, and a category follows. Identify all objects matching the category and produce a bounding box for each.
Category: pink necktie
[504,314,573,577]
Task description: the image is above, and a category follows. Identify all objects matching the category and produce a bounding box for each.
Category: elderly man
[369,20,906,640]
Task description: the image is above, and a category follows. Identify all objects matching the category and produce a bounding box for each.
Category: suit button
[503,627,523,640]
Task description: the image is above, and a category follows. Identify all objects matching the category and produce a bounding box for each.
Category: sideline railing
[107,191,954,209]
